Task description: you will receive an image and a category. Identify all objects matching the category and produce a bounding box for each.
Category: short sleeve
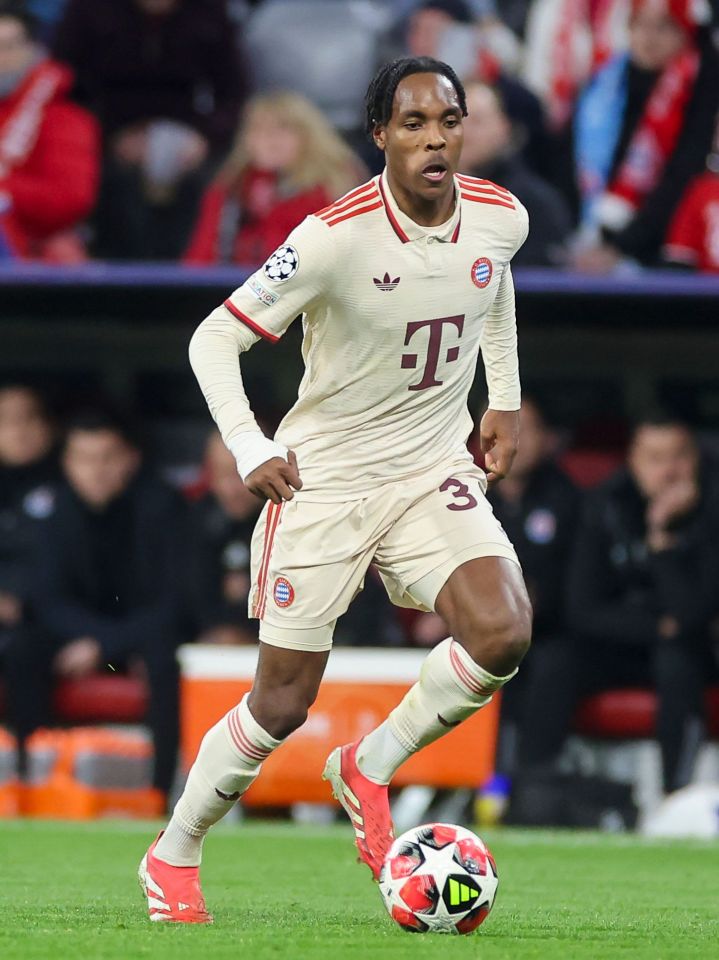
[223,214,335,343]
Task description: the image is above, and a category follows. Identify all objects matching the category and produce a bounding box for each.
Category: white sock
[356,638,516,785]
[154,694,282,866]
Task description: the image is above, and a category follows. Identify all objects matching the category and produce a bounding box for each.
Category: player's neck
[385,168,455,227]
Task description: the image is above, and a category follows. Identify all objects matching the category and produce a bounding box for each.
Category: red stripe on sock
[228,709,271,762]
[449,643,492,697]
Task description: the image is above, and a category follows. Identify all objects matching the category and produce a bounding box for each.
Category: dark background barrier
[3,266,719,443]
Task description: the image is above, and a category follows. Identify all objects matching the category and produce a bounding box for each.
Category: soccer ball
[378,823,498,935]
[263,244,299,282]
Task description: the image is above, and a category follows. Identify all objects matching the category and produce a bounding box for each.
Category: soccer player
[139,56,532,923]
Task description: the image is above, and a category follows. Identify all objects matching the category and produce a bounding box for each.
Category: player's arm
[479,203,528,483]
[188,217,332,503]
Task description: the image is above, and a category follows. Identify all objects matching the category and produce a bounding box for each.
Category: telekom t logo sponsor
[401,315,465,391]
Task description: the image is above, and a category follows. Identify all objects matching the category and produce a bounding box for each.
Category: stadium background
[1,5,719,947]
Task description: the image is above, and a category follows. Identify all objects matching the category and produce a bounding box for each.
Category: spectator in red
[186,91,364,266]
[53,0,244,260]
[0,1,98,261]
[663,114,719,273]
[567,0,719,272]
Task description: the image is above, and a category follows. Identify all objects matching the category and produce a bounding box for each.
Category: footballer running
[139,56,533,923]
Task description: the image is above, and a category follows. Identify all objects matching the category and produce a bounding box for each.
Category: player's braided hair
[364,57,467,141]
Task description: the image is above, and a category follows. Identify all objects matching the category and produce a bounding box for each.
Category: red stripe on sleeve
[223,299,279,343]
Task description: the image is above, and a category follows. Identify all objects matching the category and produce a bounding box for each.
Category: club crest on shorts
[470,257,493,288]
[273,576,295,608]
[263,244,299,283]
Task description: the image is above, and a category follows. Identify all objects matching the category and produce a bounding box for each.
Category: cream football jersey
[223,171,528,500]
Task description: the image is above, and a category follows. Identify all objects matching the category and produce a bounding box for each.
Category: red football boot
[322,740,394,880]
[138,832,213,924]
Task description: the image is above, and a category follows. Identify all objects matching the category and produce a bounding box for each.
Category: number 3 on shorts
[440,476,479,511]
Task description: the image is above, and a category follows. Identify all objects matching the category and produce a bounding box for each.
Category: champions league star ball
[263,244,299,282]
[379,823,498,935]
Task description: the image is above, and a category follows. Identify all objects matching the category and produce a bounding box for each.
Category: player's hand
[479,409,520,484]
[245,450,302,504]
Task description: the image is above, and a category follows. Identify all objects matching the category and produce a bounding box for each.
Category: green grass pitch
[1,819,717,959]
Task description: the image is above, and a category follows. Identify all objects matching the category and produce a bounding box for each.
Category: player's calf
[353,636,519,792]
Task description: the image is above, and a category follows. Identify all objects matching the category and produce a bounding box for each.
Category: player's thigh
[374,465,520,614]
[249,497,379,645]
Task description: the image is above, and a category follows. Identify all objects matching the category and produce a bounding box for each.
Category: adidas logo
[448,878,479,906]
[373,272,400,291]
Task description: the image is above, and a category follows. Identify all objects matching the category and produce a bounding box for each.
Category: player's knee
[249,685,317,740]
[456,595,532,675]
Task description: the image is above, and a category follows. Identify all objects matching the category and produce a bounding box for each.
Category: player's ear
[373,124,387,152]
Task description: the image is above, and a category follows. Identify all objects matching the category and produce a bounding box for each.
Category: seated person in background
[187,432,262,645]
[185,91,365,266]
[53,0,244,260]
[567,414,719,794]
[5,411,188,799]
[0,385,58,664]
[565,0,719,272]
[0,1,98,261]
[483,398,580,774]
[663,112,719,273]
[460,80,571,266]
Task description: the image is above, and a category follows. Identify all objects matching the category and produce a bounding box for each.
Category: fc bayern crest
[471,257,493,288]
[273,576,295,608]
[263,244,299,283]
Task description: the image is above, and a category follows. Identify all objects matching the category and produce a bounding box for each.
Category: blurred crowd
[1,383,718,803]
[0,0,718,272]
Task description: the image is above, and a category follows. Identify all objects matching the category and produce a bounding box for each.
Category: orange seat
[574,687,719,739]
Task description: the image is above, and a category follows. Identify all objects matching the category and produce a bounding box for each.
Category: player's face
[628,425,698,499]
[375,72,463,205]
[63,430,140,509]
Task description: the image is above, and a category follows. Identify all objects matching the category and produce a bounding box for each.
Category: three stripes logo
[373,272,400,292]
[470,257,493,289]
[443,875,481,913]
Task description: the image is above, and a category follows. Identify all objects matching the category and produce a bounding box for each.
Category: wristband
[228,431,288,482]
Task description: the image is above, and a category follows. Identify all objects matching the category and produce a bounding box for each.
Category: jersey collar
[378,170,461,244]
